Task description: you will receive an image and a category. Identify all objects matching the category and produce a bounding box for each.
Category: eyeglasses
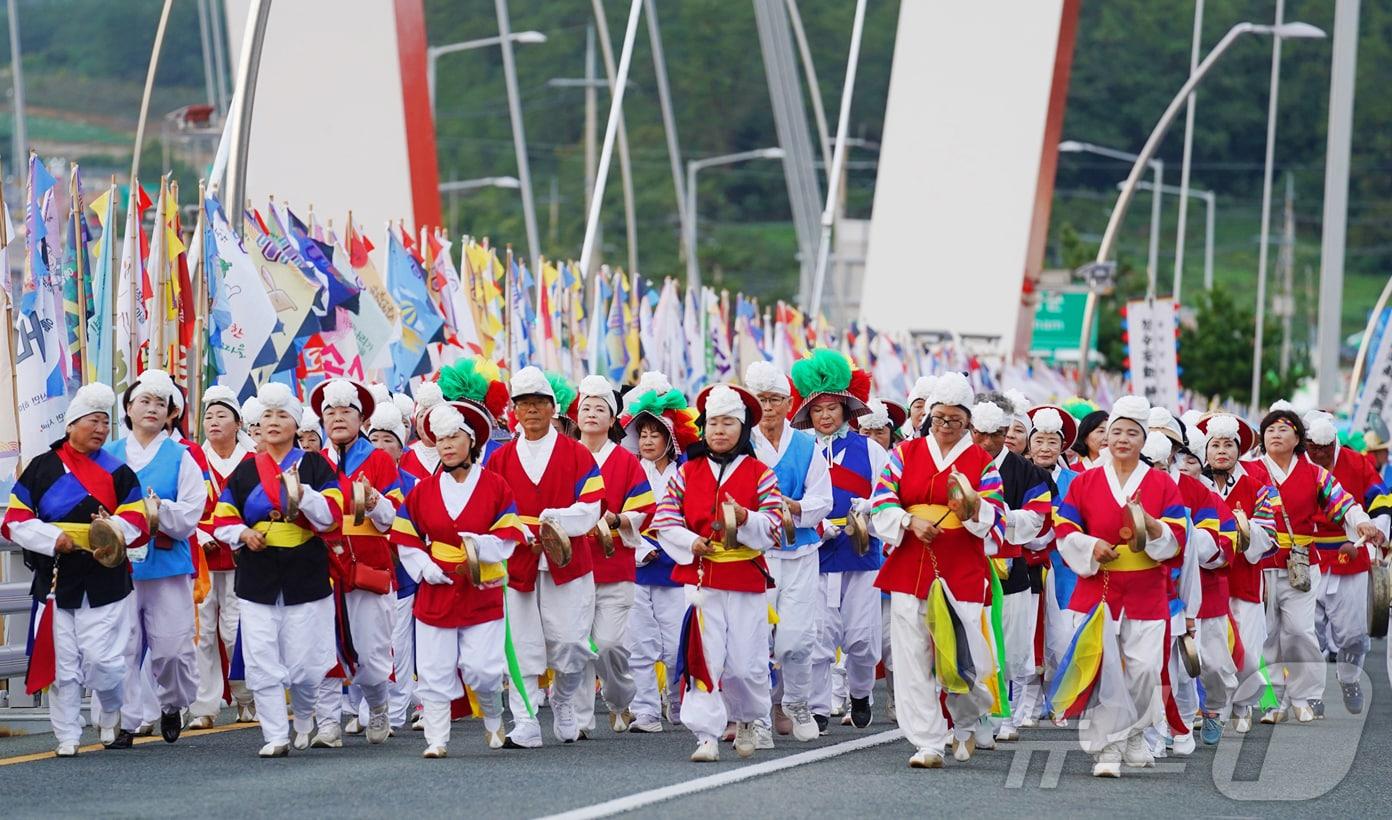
[928,416,965,430]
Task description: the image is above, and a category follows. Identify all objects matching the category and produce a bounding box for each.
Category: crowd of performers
[5,349,1389,776]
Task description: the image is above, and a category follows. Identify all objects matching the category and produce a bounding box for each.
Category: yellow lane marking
[0,722,257,767]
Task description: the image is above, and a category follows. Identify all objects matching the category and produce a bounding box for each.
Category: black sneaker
[104,729,135,750]
[1310,699,1325,719]
[813,714,829,734]
[160,708,183,743]
[850,695,873,728]
[1342,682,1364,714]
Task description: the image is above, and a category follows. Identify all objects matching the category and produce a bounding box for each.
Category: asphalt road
[1,648,1389,818]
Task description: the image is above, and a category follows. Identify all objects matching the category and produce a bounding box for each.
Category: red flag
[25,596,56,695]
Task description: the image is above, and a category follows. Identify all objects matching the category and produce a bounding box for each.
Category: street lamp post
[1059,140,1163,297]
[685,147,785,292]
[440,176,521,231]
[1074,20,1326,395]
[1126,180,1216,292]
[427,30,546,113]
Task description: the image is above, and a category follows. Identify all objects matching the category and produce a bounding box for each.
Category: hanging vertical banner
[1125,298,1180,410]
[1353,311,1392,438]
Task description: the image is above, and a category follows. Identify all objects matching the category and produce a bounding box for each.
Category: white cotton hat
[744,360,789,397]
[242,397,265,426]
[624,371,675,413]
[970,400,1008,434]
[1181,409,1204,430]
[368,382,392,408]
[1108,395,1151,431]
[128,369,177,406]
[310,378,374,419]
[1148,406,1185,446]
[928,372,973,410]
[907,375,937,408]
[257,382,304,426]
[202,385,242,420]
[510,366,554,401]
[1205,414,1239,442]
[414,381,444,415]
[703,385,748,421]
[67,383,117,424]
[1003,388,1031,433]
[1188,427,1209,466]
[1142,429,1175,463]
[858,398,892,431]
[393,392,415,420]
[577,374,618,416]
[368,403,408,446]
[1306,415,1338,446]
[299,408,321,434]
[1269,399,1296,414]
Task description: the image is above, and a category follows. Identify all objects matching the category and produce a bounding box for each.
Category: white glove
[420,562,455,586]
[820,521,843,542]
[851,497,873,515]
[126,545,149,563]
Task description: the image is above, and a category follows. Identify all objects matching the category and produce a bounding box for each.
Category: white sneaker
[344,717,364,735]
[609,708,634,733]
[1293,704,1315,723]
[552,701,580,743]
[366,704,391,744]
[1092,747,1122,778]
[55,743,79,758]
[187,715,215,731]
[1019,716,1038,728]
[995,725,1020,742]
[503,721,543,749]
[787,702,819,742]
[754,723,775,750]
[1171,731,1196,757]
[629,718,663,733]
[733,722,757,758]
[134,722,155,737]
[99,725,116,746]
[422,744,447,758]
[259,742,289,758]
[690,738,719,762]
[311,721,343,749]
[1123,734,1154,768]
[909,748,944,768]
[411,710,425,731]
[952,736,975,762]
[292,730,312,751]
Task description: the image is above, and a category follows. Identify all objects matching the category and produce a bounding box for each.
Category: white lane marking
[539,728,906,819]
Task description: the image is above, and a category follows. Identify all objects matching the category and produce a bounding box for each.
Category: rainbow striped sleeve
[1158,479,1188,550]
[1314,466,1356,525]
[869,447,905,517]
[212,484,245,532]
[755,465,784,534]
[1023,479,1053,536]
[652,465,688,532]
[391,500,424,551]
[490,501,527,545]
[1052,479,1085,541]
[977,460,1007,545]
[621,476,656,517]
[1364,479,1392,520]
[576,463,606,504]
[113,479,151,548]
[1,482,36,540]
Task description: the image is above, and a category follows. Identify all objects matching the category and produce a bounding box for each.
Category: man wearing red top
[653,383,783,763]
[190,386,256,728]
[1306,413,1392,714]
[309,378,405,749]
[573,375,656,736]
[395,399,526,757]
[485,366,605,748]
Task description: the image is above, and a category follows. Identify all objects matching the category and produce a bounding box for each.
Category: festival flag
[15,154,71,455]
[87,181,119,388]
[113,179,153,405]
[61,165,92,386]
[207,197,279,396]
[386,228,445,389]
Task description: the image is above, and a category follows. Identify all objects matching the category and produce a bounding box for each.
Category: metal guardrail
[0,538,33,682]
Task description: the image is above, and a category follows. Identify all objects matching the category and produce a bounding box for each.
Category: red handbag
[344,537,392,595]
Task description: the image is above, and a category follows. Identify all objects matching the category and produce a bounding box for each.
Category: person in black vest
[969,395,1054,744]
[2,384,150,757]
[211,382,345,757]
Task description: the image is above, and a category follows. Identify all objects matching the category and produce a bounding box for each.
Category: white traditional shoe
[995,725,1020,742]
[503,721,543,749]
[1123,734,1155,768]
[690,738,719,762]
[1235,713,1253,734]
[134,722,156,737]
[1019,716,1038,728]
[973,722,996,751]
[733,722,757,758]
[344,717,364,735]
[909,749,944,769]
[100,725,116,746]
[237,704,258,723]
[1293,704,1315,723]
[411,711,425,731]
[422,744,447,759]
[754,723,775,750]
[292,730,312,751]
[311,721,343,748]
[1171,731,1196,757]
[187,715,215,731]
[1092,748,1122,778]
[787,702,819,742]
[552,701,580,743]
[259,742,290,758]
[952,736,975,762]
[486,728,506,749]
[1260,708,1287,724]
[629,717,663,733]
[609,708,634,733]
[366,704,391,744]
[55,743,79,758]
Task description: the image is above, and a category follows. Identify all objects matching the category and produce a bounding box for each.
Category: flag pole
[190,181,208,441]
[1,156,19,475]
[504,244,514,372]
[70,165,91,385]
[130,0,175,185]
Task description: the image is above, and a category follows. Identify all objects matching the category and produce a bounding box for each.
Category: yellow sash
[906,504,964,530]
[56,522,94,549]
[1102,543,1159,572]
[342,518,382,537]
[252,520,315,549]
[703,541,762,563]
[1276,532,1316,549]
[429,541,507,584]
